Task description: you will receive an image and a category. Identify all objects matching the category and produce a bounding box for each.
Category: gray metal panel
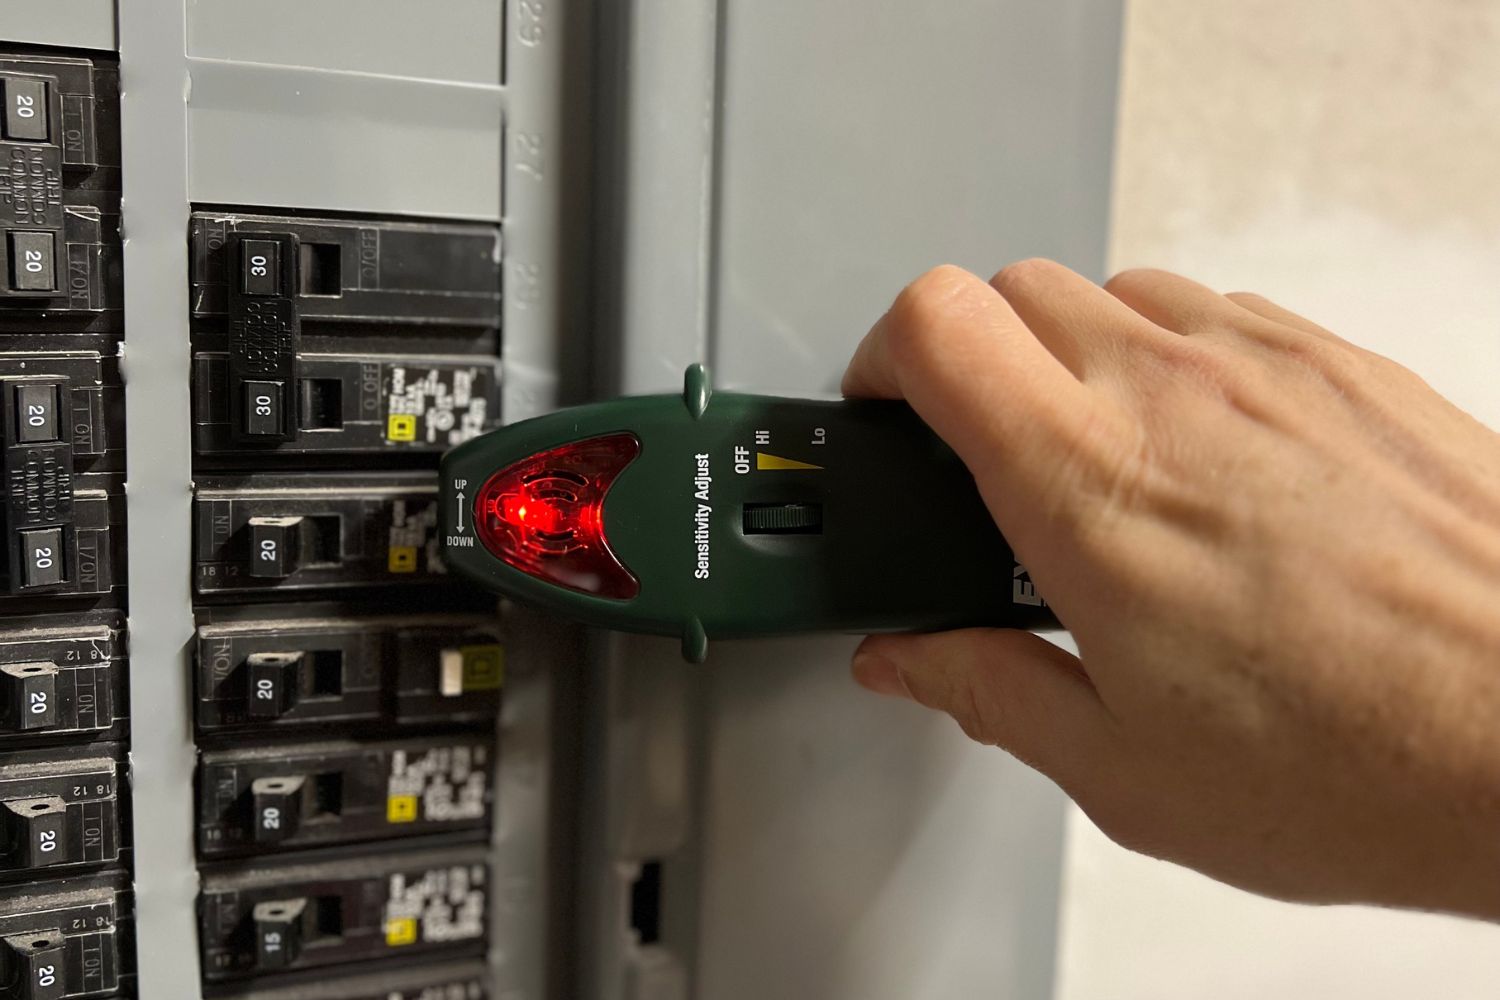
[711,0,1124,388]
[117,0,204,997]
[693,4,1123,995]
[0,0,116,50]
[186,58,503,220]
[695,639,1071,1000]
[501,0,598,421]
[589,1,1123,998]
[187,0,502,85]
[598,0,721,394]
[494,3,600,998]
[579,1,722,994]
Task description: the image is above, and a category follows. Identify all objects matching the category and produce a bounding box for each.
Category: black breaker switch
[240,239,281,296]
[227,232,300,443]
[17,530,63,589]
[249,776,304,845]
[0,663,58,732]
[11,384,58,444]
[252,898,306,971]
[1,931,66,1000]
[246,651,302,719]
[0,797,70,870]
[6,233,55,293]
[0,77,48,142]
[247,516,307,578]
[1,379,73,593]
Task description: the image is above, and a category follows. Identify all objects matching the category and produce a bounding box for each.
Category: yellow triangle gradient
[756,452,823,471]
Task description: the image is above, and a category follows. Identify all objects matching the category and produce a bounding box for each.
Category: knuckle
[1150,337,1242,393]
[1271,330,1348,370]
[885,266,986,365]
[1102,267,1166,298]
[989,257,1063,295]
[900,264,981,312]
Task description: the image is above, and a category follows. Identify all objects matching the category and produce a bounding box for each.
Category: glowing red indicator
[473,432,641,599]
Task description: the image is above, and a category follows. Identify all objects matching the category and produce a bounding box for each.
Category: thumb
[852,629,1112,784]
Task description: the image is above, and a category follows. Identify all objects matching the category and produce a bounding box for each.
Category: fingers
[852,629,1113,788]
[841,265,1109,492]
[1225,291,1343,343]
[988,259,1177,377]
[1106,269,1343,349]
[1104,268,1244,335]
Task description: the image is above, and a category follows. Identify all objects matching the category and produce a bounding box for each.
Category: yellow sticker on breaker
[388,546,418,573]
[385,917,418,947]
[386,795,419,823]
[460,645,505,691]
[386,414,417,442]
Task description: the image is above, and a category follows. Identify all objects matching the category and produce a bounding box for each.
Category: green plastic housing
[440,365,1054,661]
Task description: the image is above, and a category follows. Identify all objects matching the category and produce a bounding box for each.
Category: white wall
[1057,1,1500,996]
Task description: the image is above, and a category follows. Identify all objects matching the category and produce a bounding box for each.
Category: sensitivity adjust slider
[742,502,823,535]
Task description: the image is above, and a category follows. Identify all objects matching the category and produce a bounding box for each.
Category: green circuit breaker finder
[439,364,1057,662]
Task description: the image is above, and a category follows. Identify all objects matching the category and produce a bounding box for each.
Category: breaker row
[184,201,506,1000]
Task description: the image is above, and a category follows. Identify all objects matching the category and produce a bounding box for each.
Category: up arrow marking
[456,492,467,532]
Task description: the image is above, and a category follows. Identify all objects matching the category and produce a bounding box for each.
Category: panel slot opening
[312,895,344,942]
[298,243,342,296]
[310,773,343,818]
[306,650,343,697]
[298,378,344,430]
[302,515,342,566]
[629,860,663,945]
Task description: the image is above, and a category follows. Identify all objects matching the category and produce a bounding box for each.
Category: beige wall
[1057,1,1500,996]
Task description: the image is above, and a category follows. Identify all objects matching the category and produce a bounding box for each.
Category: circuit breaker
[0,2,1120,999]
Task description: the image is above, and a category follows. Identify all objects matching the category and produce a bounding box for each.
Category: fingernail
[852,650,910,699]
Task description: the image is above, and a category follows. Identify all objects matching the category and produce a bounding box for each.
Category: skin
[843,260,1500,920]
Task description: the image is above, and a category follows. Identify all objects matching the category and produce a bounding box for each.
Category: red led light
[473,432,641,599]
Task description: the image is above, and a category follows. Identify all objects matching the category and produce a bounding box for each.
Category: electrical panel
[0,4,1123,999]
[196,735,493,857]
[212,961,488,1000]
[0,870,133,998]
[185,203,502,992]
[198,845,490,983]
[193,610,502,733]
[4,18,520,1000]
[0,39,135,1000]
[0,53,120,330]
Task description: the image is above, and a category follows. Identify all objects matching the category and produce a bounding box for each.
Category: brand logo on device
[1012,562,1045,606]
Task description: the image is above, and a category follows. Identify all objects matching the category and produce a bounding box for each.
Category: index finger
[841,265,1105,502]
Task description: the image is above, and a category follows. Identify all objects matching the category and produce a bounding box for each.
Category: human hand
[844,261,1500,918]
